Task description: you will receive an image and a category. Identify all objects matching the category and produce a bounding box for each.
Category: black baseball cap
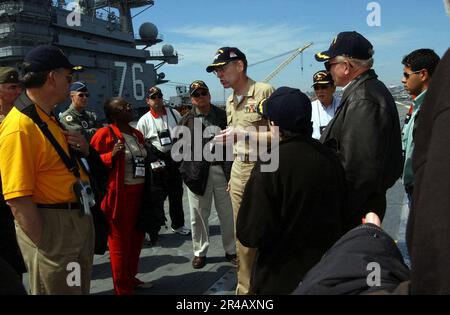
[147,86,162,98]
[189,80,209,95]
[206,47,246,73]
[24,45,82,73]
[315,31,374,62]
[312,70,334,87]
[257,87,312,133]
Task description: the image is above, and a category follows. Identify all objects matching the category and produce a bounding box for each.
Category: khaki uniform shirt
[226,78,274,157]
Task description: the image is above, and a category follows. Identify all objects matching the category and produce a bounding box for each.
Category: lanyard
[122,133,144,160]
[151,112,169,133]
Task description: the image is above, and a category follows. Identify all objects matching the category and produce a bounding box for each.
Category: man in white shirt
[136,86,190,236]
[310,70,340,140]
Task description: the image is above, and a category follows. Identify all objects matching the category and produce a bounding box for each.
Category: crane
[262,42,313,83]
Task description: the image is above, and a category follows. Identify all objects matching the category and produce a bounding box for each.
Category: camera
[73,180,96,216]
[150,159,166,170]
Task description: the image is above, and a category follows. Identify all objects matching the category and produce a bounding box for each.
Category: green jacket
[401,90,426,187]
[59,104,101,140]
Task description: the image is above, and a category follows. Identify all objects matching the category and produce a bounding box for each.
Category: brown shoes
[192,256,206,269]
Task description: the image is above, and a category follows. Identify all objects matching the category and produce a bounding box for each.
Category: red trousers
[108,184,145,295]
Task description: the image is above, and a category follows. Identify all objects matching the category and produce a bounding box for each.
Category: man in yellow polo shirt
[206,47,275,295]
[0,45,94,295]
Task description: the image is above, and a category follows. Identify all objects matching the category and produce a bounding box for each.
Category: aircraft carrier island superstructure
[0,0,178,120]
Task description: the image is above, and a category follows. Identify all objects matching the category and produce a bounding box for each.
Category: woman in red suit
[91,97,149,295]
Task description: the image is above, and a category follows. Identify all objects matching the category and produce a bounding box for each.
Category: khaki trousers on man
[230,160,257,295]
[15,207,95,295]
[188,165,236,257]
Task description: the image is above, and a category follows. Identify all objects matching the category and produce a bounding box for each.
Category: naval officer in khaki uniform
[206,47,275,295]
[60,81,101,140]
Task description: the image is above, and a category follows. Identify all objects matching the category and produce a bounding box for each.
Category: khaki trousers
[230,160,257,295]
[187,165,236,257]
[15,208,95,295]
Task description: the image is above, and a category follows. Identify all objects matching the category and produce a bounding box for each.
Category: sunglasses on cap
[314,84,330,91]
[77,93,89,98]
[148,92,163,99]
[192,90,209,98]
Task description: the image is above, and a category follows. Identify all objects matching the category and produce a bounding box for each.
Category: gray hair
[335,55,374,70]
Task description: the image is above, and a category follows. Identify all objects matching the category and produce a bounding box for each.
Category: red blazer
[90,124,145,221]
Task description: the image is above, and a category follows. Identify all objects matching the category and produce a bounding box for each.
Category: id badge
[158,129,172,146]
[133,156,146,178]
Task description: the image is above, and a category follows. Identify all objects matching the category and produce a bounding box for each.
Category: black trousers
[151,158,185,230]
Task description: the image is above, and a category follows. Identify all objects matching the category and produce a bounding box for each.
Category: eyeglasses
[192,90,209,98]
[314,84,330,91]
[77,93,90,98]
[324,61,342,72]
[213,62,234,75]
[148,92,163,99]
[403,70,422,79]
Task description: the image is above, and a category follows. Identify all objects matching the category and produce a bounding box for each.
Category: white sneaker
[171,226,191,235]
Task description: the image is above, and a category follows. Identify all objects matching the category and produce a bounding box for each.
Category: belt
[37,202,80,210]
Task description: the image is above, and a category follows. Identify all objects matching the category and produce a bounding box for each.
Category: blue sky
[128,0,450,102]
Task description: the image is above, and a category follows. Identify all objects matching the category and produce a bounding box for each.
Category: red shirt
[90,123,145,220]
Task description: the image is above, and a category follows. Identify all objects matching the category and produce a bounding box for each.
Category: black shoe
[192,256,206,269]
[225,253,237,266]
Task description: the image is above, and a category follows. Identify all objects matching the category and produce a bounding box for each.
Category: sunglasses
[148,92,163,99]
[403,70,422,79]
[324,61,342,72]
[77,93,89,98]
[314,84,330,90]
[117,103,132,111]
[192,90,209,98]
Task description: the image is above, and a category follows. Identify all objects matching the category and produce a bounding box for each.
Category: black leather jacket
[320,69,402,229]
[178,105,232,196]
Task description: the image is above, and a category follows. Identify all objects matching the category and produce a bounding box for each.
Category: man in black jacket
[316,31,402,230]
[236,87,347,295]
[178,81,236,269]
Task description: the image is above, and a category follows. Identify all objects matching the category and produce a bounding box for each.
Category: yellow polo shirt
[0,106,89,203]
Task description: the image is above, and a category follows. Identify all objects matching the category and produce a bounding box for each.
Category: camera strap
[20,104,81,179]
[20,103,95,216]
